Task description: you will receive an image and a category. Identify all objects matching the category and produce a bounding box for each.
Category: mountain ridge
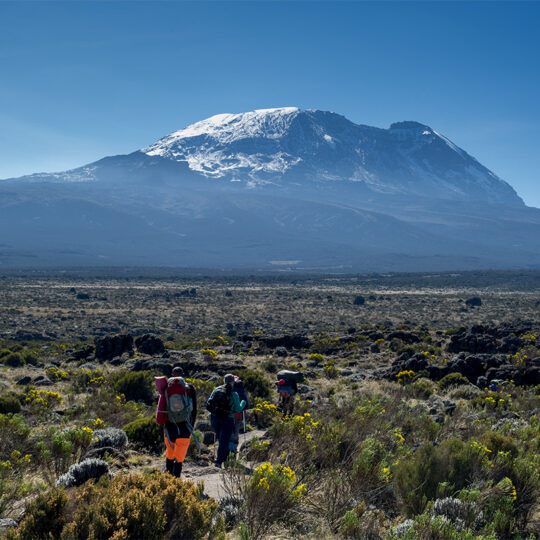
[0,107,536,270]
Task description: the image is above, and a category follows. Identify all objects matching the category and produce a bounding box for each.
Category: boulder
[523,367,540,386]
[135,334,165,356]
[447,333,498,354]
[34,376,53,386]
[95,334,133,361]
[465,297,482,307]
[69,345,95,362]
[485,365,522,384]
[0,519,17,532]
[16,375,32,385]
[258,334,311,350]
[387,331,420,343]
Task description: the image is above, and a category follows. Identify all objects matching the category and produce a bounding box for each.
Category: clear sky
[1,1,539,205]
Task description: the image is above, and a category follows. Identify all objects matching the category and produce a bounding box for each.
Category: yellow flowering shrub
[25,389,63,414]
[252,400,280,427]
[243,462,306,538]
[200,348,218,359]
[9,472,225,540]
[396,370,416,384]
[45,367,70,381]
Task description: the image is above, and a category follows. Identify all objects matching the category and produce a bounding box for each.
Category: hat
[224,373,235,384]
[171,366,184,377]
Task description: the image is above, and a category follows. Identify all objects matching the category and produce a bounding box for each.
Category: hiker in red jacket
[156,366,198,477]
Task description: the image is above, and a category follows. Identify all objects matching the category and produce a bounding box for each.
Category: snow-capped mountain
[0,107,537,270]
[143,107,522,205]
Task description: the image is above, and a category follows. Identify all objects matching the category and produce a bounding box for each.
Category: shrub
[438,372,470,391]
[0,394,21,414]
[63,471,225,540]
[5,488,67,540]
[25,388,63,415]
[3,353,24,367]
[46,366,70,381]
[394,439,483,516]
[242,462,306,538]
[339,503,385,539]
[83,387,145,428]
[263,359,278,373]
[113,371,153,404]
[396,370,416,384]
[56,458,110,488]
[407,378,436,399]
[92,427,128,449]
[35,427,94,480]
[431,497,484,531]
[0,414,29,460]
[22,352,39,366]
[388,513,490,539]
[479,431,518,457]
[124,416,163,453]
[234,368,270,399]
[323,361,339,379]
[72,367,105,391]
[308,353,325,364]
[252,400,281,428]
[0,450,33,517]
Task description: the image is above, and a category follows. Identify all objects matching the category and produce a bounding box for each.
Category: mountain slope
[0,107,536,270]
[143,108,522,205]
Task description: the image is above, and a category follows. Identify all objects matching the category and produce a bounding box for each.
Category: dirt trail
[180,428,266,500]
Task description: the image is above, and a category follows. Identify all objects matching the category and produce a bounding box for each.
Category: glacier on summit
[142,107,521,205]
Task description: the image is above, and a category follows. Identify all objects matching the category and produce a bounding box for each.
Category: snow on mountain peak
[146,107,301,147]
[140,108,522,204]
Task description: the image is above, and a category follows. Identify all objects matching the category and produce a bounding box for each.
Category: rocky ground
[0,271,539,538]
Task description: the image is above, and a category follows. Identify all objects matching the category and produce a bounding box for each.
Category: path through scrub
[173,428,266,500]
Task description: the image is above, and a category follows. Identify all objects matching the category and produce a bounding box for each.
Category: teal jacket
[209,387,246,418]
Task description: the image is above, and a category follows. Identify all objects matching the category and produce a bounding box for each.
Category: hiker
[155,366,198,478]
[276,370,303,416]
[229,375,250,455]
[207,373,246,467]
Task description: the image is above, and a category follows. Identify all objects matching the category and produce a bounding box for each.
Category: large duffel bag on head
[277,370,304,384]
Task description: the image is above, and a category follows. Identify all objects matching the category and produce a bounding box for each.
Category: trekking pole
[242,410,246,451]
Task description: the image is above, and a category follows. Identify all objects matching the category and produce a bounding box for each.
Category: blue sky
[1,1,539,205]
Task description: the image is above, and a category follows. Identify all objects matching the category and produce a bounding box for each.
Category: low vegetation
[0,273,538,538]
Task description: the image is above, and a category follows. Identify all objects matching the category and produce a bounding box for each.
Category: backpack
[165,377,193,424]
[276,378,293,398]
[233,376,248,421]
[206,385,231,418]
[162,377,201,455]
[277,370,304,384]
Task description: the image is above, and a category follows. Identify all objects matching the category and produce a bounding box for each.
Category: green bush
[0,394,21,414]
[234,368,270,399]
[480,431,518,457]
[113,371,154,404]
[394,439,482,516]
[3,353,24,367]
[6,488,67,540]
[438,372,470,391]
[0,414,29,460]
[124,416,163,453]
[64,471,225,540]
[22,352,39,366]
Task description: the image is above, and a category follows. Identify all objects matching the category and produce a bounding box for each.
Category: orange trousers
[164,434,191,462]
